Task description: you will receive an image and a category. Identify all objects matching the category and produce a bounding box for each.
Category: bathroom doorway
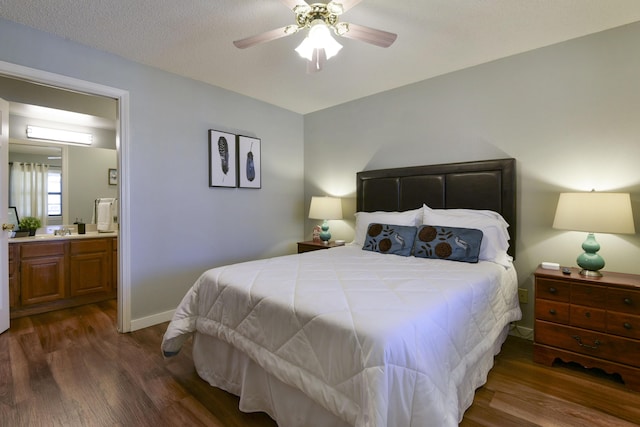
[0,61,131,332]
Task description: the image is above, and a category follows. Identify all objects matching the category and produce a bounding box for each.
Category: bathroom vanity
[9,232,117,318]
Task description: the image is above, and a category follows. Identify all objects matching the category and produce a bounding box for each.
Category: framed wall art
[209,129,237,188]
[237,135,261,189]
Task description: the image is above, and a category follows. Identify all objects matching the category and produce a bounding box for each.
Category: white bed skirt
[192,325,511,427]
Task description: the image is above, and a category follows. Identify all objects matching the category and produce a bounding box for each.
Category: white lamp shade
[309,196,343,220]
[553,192,635,234]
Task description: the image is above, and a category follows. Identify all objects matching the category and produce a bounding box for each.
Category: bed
[162,158,521,426]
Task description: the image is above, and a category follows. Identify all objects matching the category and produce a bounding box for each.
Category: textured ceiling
[2,0,640,114]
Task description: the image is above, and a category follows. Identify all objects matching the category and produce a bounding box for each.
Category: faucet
[54,227,72,236]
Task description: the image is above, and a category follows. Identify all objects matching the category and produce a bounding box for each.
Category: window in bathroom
[48,167,62,216]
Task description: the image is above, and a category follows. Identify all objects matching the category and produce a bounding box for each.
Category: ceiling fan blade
[341,23,397,48]
[333,0,362,13]
[281,0,308,10]
[233,26,297,49]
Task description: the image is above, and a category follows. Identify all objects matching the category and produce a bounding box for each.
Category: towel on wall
[95,198,116,232]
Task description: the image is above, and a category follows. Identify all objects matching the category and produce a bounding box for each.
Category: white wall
[0,18,305,321]
[304,22,640,329]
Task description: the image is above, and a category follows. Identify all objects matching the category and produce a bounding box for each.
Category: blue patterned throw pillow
[363,223,417,257]
[414,225,483,263]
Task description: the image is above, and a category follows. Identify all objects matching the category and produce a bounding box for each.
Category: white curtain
[10,162,49,226]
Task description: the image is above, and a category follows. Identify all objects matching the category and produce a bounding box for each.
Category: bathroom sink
[34,234,66,239]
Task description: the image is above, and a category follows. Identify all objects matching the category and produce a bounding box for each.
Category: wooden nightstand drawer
[571,283,606,307]
[535,320,640,368]
[536,278,570,302]
[607,288,640,314]
[607,312,640,340]
[570,305,605,332]
[535,299,569,324]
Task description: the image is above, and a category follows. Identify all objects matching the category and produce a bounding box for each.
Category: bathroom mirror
[2,74,118,228]
[9,140,117,226]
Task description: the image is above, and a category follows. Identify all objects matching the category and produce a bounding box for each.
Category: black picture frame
[209,129,237,188]
[8,206,19,230]
[237,135,261,189]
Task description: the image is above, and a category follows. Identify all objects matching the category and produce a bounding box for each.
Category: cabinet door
[8,245,18,308]
[112,238,118,294]
[21,256,66,305]
[69,251,111,296]
[69,239,111,296]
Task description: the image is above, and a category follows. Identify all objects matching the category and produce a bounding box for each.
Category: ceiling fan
[233,0,397,72]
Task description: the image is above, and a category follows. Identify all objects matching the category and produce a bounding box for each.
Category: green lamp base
[577,232,605,277]
[319,219,331,243]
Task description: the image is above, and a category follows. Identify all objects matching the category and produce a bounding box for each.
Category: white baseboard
[130,309,175,332]
[509,322,534,340]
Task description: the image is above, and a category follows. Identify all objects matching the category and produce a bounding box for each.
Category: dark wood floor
[1,301,639,426]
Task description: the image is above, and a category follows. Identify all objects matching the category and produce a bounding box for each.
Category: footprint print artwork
[218,136,229,175]
[246,141,255,182]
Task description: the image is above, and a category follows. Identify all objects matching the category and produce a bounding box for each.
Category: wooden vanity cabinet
[10,237,117,318]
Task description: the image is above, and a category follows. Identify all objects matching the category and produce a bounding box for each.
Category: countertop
[10,231,118,243]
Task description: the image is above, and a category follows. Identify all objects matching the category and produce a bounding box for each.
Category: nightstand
[533,265,640,391]
[297,240,339,253]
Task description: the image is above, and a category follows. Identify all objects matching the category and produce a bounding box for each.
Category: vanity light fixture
[553,191,635,276]
[26,125,93,145]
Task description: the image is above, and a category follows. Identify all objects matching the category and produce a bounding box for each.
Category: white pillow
[422,204,512,266]
[352,207,423,246]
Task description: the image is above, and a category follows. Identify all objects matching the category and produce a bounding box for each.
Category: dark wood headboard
[356,158,516,258]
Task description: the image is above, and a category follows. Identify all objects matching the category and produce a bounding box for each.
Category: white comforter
[162,245,521,426]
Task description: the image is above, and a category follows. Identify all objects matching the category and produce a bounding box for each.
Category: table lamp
[552,191,635,277]
[309,196,343,243]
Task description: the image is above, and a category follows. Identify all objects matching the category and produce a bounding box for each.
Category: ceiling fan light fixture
[334,22,349,36]
[295,20,343,61]
[326,1,344,15]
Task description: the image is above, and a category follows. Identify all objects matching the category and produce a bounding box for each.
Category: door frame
[0,60,131,332]
[1,97,9,333]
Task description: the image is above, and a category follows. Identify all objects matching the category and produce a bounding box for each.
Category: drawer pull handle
[585,312,591,319]
[624,322,632,330]
[624,298,633,305]
[549,309,556,315]
[549,287,557,294]
[571,335,601,350]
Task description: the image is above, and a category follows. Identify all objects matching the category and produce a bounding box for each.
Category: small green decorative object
[319,219,331,242]
[19,216,42,236]
[576,232,605,276]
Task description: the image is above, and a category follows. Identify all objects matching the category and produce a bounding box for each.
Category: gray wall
[304,22,640,330]
[0,17,305,321]
[67,145,118,223]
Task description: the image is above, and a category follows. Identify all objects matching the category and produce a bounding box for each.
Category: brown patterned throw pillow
[363,223,417,257]
[414,225,483,263]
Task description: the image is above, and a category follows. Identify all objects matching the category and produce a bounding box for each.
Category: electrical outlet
[518,288,528,304]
